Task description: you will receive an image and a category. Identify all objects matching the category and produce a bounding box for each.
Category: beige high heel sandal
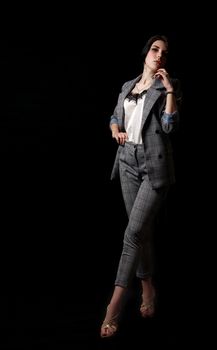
[140,291,156,318]
[100,305,119,338]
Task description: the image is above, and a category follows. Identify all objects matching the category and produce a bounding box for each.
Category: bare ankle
[141,279,155,300]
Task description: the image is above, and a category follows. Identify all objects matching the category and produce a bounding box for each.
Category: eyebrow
[152,44,168,53]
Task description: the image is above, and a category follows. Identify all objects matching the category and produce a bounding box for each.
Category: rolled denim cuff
[162,111,178,124]
[110,115,118,125]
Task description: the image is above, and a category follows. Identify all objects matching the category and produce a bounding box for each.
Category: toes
[101,324,117,338]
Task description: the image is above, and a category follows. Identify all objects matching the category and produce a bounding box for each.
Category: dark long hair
[141,34,169,59]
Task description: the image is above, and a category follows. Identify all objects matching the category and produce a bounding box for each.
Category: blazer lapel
[117,77,141,128]
[141,78,164,129]
[120,76,141,103]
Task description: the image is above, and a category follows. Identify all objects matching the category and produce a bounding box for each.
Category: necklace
[135,79,153,93]
[135,83,148,94]
[135,84,143,93]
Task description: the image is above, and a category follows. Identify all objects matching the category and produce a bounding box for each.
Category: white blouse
[124,92,147,144]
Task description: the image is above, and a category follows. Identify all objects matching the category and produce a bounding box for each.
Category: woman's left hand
[153,69,173,91]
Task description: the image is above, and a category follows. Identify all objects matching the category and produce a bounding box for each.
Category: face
[145,40,168,71]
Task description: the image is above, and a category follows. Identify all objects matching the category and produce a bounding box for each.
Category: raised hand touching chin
[153,68,173,92]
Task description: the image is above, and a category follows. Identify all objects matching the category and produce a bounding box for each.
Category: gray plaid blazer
[110,75,182,189]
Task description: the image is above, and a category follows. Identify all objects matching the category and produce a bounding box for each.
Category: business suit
[110,75,181,288]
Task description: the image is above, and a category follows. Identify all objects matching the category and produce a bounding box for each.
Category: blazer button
[158,154,163,159]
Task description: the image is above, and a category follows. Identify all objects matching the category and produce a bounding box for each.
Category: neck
[139,77,153,86]
[141,66,155,83]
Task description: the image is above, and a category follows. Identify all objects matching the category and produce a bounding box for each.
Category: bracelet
[165,91,175,96]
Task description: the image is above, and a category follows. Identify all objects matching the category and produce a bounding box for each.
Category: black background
[0,5,214,348]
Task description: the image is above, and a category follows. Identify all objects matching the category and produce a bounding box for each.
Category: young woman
[100,34,182,338]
